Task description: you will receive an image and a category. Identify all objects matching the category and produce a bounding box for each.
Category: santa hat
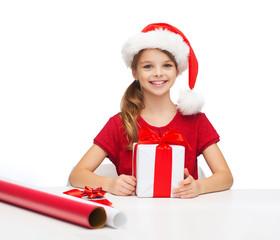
[122,23,204,115]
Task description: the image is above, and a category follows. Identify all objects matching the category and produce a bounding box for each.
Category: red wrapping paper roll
[0,180,106,229]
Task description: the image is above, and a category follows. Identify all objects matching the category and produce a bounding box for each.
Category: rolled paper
[61,189,127,228]
[0,180,106,229]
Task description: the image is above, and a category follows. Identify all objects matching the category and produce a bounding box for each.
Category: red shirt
[94,111,219,179]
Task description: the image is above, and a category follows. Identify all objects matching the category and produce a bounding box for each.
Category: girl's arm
[197,143,233,194]
[68,144,136,196]
[172,143,233,198]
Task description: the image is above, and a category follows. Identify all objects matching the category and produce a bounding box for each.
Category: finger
[119,185,135,195]
[123,182,136,192]
[180,192,196,199]
[121,175,137,186]
[119,178,136,192]
[184,176,194,184]
[172,184,191,194]
[184,168,190,178]
[177,169,191,186]
[174,188,194,198]
[131,175,137,182]
[114,184,133,196]
[178,175,193,186]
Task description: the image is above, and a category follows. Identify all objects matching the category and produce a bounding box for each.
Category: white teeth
[151,81,165,85]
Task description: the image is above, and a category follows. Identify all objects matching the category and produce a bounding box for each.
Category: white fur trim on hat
[122,28,190,73]
[177,90,204,115]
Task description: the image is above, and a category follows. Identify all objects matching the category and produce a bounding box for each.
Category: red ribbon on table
[63,186,113,207]
[133,125,191,197]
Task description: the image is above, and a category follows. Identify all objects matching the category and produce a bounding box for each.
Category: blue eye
[164,64,172,68]
[144,65,152,69]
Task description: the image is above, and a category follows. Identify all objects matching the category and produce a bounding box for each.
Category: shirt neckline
[137,110,180,131]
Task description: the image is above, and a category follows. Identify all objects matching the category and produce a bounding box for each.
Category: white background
[0,0,279,188]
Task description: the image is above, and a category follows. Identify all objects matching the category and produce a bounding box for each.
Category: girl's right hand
[108,175,136,196]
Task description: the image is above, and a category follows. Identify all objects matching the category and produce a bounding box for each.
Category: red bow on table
[83,186,106,198]
[63,186,113,207]
[133,125,191,197]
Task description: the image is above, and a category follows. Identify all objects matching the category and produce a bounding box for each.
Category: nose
[153,66,163,77]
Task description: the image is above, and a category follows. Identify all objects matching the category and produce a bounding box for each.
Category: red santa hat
[122,23,204,115]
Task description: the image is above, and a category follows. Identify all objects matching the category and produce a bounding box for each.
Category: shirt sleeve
[93,116,120,164]
[197,113,220,155]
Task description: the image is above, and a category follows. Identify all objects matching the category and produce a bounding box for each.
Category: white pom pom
[177,90,204,115]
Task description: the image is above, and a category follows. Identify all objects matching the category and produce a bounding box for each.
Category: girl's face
[132,49,178,98]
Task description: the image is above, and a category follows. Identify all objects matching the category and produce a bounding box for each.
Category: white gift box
[133,143,185,198]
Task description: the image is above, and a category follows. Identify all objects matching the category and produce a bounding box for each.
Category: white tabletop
[1,189,280,240]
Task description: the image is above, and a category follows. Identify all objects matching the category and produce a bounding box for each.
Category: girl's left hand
[172,168,201,199]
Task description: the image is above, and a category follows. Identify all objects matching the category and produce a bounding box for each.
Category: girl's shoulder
[95,113,123,135]
[177,111,207,123]
[175,111,216,133]
[106,113,123,126]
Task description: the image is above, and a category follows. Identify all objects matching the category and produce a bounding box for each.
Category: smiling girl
[69,23,233,198]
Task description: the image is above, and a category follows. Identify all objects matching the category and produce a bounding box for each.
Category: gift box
[133,143,185,197]
[132,126,190,198]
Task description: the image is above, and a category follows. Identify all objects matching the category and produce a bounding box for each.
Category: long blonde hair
[120,49,177,150]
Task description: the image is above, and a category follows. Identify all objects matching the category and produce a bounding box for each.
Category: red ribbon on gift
[133,125,191,197]
[63,186,113,207]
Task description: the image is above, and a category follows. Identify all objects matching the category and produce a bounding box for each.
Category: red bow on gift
[137,125,191,149]
[133,125,191,197]
[63,186,113,207]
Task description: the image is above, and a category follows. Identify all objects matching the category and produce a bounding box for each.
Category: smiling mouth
[149,80,168,85]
